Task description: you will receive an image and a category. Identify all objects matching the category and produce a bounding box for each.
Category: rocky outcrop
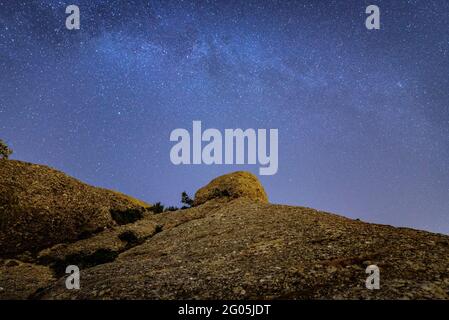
[37,198,449,300]
[1,166,449,300]
[0,160,151,256]
[193,171,268,206]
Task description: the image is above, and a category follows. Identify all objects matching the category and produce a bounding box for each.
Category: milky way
[1,0,448,233]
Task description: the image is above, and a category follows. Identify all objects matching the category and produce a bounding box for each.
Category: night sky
[1,1,448,234]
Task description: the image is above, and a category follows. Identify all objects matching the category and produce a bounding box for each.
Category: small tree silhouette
[150,202,165,214]
[0,139,12,160]
[181,191,194,208]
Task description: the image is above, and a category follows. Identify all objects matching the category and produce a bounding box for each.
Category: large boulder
[193,171,268,206]
[0,160,150,257]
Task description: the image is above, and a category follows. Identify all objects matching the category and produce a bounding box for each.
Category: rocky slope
[0,160,150,256]
[1,161,448,300]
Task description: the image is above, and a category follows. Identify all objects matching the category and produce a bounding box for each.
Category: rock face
[37,218,160,275]
[194,171,268,206]
[0,160,150,256]
[0,259,55,299]
[35,198,449,300]
[1,165,449,300]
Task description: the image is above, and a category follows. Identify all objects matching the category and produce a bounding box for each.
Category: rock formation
[0,160,150,256]
[1,161,448,300]
[193,171,268,206]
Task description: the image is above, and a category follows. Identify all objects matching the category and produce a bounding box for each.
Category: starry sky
[1,0,448,234]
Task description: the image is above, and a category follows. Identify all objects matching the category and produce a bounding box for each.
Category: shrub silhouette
[146,193,194,214]
[110,208,144,225]
[0,139,12,160]
[181,191,193,208]
[150,202,165,214]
